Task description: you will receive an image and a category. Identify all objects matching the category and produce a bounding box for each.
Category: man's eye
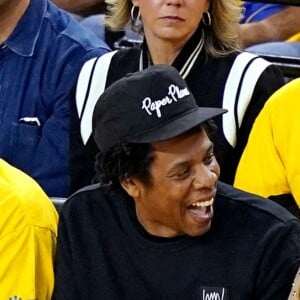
[175,167,190,179]
[205,152,215,165]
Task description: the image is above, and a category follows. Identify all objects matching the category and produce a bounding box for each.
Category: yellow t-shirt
[0,159,58,299]
[234,78,300,208]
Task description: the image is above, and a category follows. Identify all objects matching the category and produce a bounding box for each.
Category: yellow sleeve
[272,79,300,207]
[234,79,300,208]
[0,225,57,300]
[0,159,58,300]
[234,97,289,197]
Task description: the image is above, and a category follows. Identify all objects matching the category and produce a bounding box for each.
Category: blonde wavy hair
[105,0,242,56]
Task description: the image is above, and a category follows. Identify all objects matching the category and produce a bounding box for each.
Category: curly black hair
[95,142,154,194]
[95,120,217,194]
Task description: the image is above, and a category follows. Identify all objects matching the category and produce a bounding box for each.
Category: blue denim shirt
[241,2,286,23]
[0,0,109,197]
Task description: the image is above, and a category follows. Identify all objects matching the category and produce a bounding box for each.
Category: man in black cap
[53,65,300,299]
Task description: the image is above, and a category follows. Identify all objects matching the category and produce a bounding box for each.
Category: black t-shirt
[53,182,300,299]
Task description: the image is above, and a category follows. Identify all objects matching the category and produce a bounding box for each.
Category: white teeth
[191,198,214,207]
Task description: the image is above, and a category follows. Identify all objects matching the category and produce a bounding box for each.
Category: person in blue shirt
[240,1,286,24]
[239,4,300,57]
[53,0,105,16]
[0,0,110,197]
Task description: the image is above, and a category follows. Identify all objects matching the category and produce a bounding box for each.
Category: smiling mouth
[187,198,214,222]
[190,198,214,208]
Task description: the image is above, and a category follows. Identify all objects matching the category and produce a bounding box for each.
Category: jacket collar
[5,0,46,57]
[140,26,205,79]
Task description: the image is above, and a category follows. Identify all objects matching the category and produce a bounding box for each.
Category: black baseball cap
[93,65,227,152]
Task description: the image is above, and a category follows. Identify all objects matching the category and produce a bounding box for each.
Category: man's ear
[121,177,140,198]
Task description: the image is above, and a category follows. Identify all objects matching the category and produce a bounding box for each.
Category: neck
[144,29,196,65]
[135,206,178,238]
[0,0,30,44]
[145,36,188,65]
[148,42,182,65]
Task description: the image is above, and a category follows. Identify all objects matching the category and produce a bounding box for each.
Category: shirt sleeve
[253,219,300,299]
[272,81,300,207]
[28,48,109,197]
[229,63,284,184]
[52,211,78,300]
[0,226,57,300]
[234,79,300,209]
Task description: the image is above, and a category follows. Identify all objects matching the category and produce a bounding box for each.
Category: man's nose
[192,165,218,189]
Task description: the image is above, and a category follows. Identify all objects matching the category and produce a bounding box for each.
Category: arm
[0,178,58,300]
[0,228,57,299]
[254,220,300,299]
[271,79,300,207]
[239,7,300,47]
[29,47,109,197]
[52,212,78,299]
[69,51,116,193]
[234,79,300,210]
[227,63,284,184]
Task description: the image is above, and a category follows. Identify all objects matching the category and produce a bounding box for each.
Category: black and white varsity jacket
[71,29,284,193]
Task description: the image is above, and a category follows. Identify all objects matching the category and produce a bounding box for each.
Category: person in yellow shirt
[0,158,58,299]
[234,78,300,217]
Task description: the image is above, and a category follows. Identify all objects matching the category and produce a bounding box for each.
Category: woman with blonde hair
[71,0,284,192]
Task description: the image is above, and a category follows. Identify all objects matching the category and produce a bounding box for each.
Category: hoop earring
[201,11,211,27]
[131,5,141,25]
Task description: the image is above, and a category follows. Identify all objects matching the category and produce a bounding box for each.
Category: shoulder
[0,159,58,237]
[43,1,109,55]
[266,78,300,109]
[251,78,300,131]
[62,183,112,212]
[216,181,297,224]
[222,51,284,109]
[75,47,139,120]
[205,51,282,84]
[78,50,119,80]
[80,47,139,71]
[112,47,140,62]
[60,183,125,220]
[230,51,282,81]
[75,51,119,144]
[77,47,139,82]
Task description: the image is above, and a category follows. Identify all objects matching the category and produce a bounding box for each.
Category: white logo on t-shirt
[202,289,225,300]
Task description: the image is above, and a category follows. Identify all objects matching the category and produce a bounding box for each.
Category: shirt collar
[5,0,46,57]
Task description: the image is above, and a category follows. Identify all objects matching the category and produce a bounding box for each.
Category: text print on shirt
[142,84,190,118]
[199,286,229,300]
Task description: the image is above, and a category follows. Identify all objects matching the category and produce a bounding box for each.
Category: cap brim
[127,107,227,144]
